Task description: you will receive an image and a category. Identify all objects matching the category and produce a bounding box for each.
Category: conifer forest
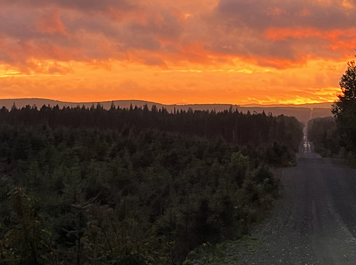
[0,104,303,264]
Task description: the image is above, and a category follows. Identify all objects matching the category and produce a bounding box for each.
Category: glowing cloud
[0,0,353,105]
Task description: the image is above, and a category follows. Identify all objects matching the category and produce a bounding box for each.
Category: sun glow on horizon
[0,0,353,105]
[0,56,344,106]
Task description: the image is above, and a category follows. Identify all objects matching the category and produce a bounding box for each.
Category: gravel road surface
[196,140,356,265]
[240,146,356,264]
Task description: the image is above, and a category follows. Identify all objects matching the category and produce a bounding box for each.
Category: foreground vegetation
[332,60,356,164]
[309,59,356,162]
[0,104,303,264]
[307,117,339,157]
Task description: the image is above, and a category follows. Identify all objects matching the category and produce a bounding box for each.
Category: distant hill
[243,102,334,109]
[0,98,334,124]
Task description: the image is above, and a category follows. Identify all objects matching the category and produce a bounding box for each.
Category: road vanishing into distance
[238,137,356,264]
[195,133,356,265]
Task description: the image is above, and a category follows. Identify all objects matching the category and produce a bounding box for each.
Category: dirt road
[192,138,356,265]
[240,148,356,264]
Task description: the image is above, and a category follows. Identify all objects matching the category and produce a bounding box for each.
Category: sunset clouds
[0,0,355,105]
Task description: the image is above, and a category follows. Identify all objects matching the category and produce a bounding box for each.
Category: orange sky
[0,0,355,105]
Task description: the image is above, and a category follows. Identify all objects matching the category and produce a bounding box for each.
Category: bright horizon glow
[0,0,353,105]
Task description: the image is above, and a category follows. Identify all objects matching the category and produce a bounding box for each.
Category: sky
[0,0,355,105]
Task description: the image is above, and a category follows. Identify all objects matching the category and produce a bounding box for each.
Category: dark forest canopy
[332,60,356,155]
[308,117,339,157]
[0,98,333,125]
[0,104,303,264]
[0,103,302,156]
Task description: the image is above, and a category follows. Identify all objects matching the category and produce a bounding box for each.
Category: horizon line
[0,97,335,108]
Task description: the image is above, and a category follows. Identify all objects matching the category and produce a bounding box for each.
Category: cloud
[0,0,137,13]
[36,9,67,35]
[0,0,354,105]
[195,0,356,68]
[0,0,354,70]
[215,0,355,30]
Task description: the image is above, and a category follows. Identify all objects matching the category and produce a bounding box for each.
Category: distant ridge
[0,98,242,113]
[0,98,333,124]
[242,102,334,109]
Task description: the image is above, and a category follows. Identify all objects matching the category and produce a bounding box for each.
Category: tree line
[332,60,356,163]
[0,105,303,264]
[309,59,356,163]
[0,103,302,157]
[307,117,339,157]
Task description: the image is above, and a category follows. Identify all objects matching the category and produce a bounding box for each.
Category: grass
[182,236,263,265]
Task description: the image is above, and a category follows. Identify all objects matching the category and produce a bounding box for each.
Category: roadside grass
[182,236,263,265]
[182,168,284,265]
[182,202,277,265]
